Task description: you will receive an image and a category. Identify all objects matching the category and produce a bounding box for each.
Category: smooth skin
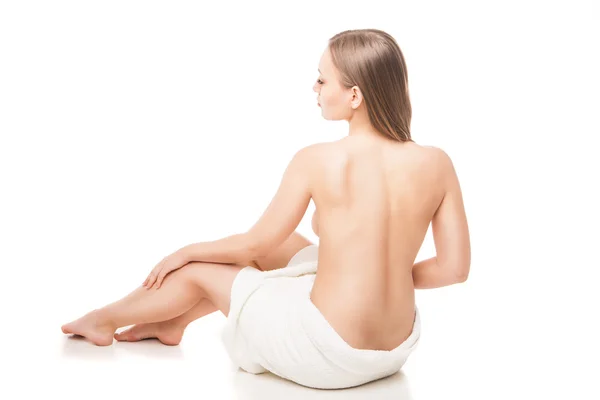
[62,46,470,349]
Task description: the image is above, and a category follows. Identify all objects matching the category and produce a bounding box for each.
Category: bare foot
[114,321,185,346]
[61,310,116,346]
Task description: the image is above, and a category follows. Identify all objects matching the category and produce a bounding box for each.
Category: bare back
[309,136,446,351]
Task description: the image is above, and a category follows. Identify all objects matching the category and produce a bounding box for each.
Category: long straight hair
[328,29,413,142]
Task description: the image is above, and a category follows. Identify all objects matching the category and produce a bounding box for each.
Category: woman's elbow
[454,266,470,283]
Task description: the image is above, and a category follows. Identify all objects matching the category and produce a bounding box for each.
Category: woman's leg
[114,298,218,345]
[61,262,243,346]
[112,231,314,345]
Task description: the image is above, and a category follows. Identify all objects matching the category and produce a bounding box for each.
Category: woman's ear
[350,86,363,109]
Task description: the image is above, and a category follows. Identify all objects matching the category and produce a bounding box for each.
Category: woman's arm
[412,256,468,289]
[180,233,258,265]
[181,146,318,266]
[413,148,470,290]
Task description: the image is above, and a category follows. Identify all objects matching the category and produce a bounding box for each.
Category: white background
[1,0,599,399]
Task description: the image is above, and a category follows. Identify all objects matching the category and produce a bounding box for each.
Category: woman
[61,28,471,389]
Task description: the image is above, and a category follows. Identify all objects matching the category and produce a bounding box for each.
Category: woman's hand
[143,249,191,290]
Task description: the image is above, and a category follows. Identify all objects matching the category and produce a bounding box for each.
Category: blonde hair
[328,29,413,142]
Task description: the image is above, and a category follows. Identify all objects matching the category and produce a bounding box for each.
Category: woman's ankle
[90,308,118,332]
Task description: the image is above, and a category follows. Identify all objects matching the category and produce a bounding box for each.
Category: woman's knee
[177,261,242,315]
[174,261,213,282]
[165,262,209,285]
[177,261,241,288]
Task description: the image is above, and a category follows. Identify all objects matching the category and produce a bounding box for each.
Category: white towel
[221,244,421,389]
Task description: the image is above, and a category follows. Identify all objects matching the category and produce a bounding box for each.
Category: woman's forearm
[180,233,257,265]
[412,256,466,289]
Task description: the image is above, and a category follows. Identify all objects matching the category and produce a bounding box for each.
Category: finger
[155,270,169,289]
[144,272,154,288]
[147,272,158,289]
[148,260,166,288]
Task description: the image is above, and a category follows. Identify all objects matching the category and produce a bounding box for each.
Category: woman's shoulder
[297,139,448,176]
[292,141,350,202]
[419,145,459,175]
[295,141,347,170]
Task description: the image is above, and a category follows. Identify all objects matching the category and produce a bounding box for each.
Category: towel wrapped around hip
[221,244,421,389]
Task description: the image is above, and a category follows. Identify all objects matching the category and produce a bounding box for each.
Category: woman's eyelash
[317,79,324,84]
